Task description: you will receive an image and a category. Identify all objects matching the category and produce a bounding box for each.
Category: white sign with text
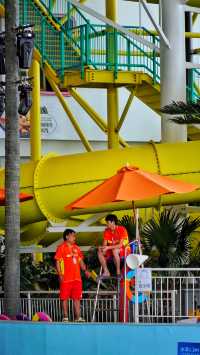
[135,268,152,292]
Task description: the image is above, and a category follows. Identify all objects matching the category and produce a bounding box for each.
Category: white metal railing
[1,269,200,323]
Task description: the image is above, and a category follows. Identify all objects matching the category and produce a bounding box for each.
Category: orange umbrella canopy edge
[64,166,199,210]
[0,188,33,206]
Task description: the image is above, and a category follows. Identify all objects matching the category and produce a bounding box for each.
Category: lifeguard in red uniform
[55,229,90,322]
[98,214,130,277]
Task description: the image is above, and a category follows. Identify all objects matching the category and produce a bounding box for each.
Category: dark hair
[63,228,76,241]
[105,214,118,224]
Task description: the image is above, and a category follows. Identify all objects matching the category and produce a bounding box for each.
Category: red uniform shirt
[54,242,83,282]
[103,225,130,257]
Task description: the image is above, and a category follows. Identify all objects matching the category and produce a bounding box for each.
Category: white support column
[160,0,187,142]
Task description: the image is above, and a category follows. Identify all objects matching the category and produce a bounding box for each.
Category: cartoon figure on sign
[0,115,30,138]
[19,115,30,138]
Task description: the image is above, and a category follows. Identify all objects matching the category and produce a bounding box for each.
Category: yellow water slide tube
[0,141,199,233]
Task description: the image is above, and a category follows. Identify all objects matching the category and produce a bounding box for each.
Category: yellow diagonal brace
[69,88,128,148]
[47,78,93,152]
[69,88,107,132]
[33,0,60,30]
[192,13,198,25]
[116,89,136,132]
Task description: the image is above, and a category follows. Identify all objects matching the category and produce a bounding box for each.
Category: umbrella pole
[132,202,142,255]
[123,247,127,323]
[132,202,141,323]
[136,208,142,255]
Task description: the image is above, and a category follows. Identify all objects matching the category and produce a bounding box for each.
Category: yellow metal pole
[107,86,119,149]
[30,59,41,162]
[47,77,93,152]
[106,0,120,149]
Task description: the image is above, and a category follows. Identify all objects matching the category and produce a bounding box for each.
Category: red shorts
[60,280,82,301]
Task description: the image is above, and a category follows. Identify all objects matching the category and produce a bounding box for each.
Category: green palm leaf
[141,209,200,267]
[160,101,200,124]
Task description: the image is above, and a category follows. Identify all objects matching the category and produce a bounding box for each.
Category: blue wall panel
[0,322,200,355]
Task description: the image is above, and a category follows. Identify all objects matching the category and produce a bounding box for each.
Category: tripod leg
[92,266,103,322]
[117,277,121,322]
[145,295,151,323]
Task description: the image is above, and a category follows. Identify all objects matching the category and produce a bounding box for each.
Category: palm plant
[141,209,200,268]
[119,215,137,241]
[160,101,200,124]
[189,241,200,267]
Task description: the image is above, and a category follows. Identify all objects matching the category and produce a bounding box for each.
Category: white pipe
[160,0,187,142]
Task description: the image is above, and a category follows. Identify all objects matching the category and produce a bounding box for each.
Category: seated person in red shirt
[55,228,90,322]
[98,214,130,277]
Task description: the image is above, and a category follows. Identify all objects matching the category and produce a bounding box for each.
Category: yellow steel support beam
[106,0,120,149]
[192,13,198,24]
[69,88,128,148]
[47,78,93,152]
[62,69,143,87]
[69,88,107,132]
[116,89,136,132]
[186,32,200,38]
[192,48,200,54]
[30,59,41,162]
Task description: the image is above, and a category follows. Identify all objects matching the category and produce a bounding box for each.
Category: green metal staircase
[0,0,199,124]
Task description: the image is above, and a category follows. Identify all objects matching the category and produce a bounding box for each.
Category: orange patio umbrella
[65,166,199,211]
[0,188,33,206]
[65,166,199,323]
[65,165,199,256]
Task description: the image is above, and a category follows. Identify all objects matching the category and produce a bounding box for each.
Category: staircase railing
[67,24,160,82]
[20,0,81,79]
[0,0,199,101]
[63,3,160,82]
